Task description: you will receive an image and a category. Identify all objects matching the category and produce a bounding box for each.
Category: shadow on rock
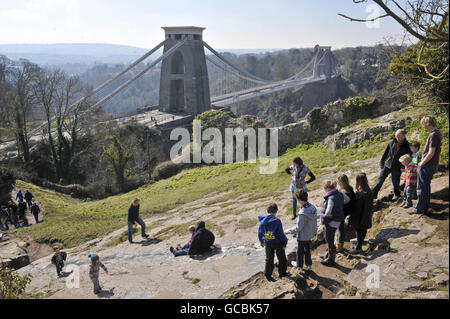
[133,238,162,246]
[98,288,115,299]
[189,245,222,260]
[376,228,419,241]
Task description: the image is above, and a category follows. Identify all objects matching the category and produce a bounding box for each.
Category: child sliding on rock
[88,254,108,294]
[51,247,67,277]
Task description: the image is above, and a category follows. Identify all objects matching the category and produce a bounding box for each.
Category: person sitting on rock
[258,203,288,281]
[188,221,215,256]
[51,247,67,278]
[170,225,196,257]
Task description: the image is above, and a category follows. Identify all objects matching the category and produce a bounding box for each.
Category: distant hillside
[0,43,280,75]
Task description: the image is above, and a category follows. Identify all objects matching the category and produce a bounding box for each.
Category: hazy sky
[0,0,407,49]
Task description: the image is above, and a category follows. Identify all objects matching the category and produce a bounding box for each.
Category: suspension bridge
[2,26,339,150]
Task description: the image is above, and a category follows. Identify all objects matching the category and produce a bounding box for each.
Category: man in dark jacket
[127,198,149,243]
[24,191,34,210]
[188,221,215,255]
[372,129,411,200]
[31,202,40,223]
[258,204,288,280]
[18,200,28,226]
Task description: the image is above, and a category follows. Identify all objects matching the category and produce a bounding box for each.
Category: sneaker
[142,234,149,239]
[392,194,400,201]
[291,261,298,267]
[400,202,406,208]
[305,265,312,271]
[169,246,175,255]
[349,248,362,254]
[405,203,413,208]
[265,275,276,282]
[291,215,297,220]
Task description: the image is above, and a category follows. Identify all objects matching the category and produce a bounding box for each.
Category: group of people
[47,116,442,292]
[0,190,41,230]
[258,115,442,280]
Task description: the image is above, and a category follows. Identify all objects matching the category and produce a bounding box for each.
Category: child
[291,189,317,271]
[285,157,316,220]
[319,180,349,266]
[348,173,373,254]
[336,174,355,252]
[51,247,67,277]
[258,203,288,281]
[400,154,418,208]
[88,254,108,294]
[170,225,196,256]
[410,141,422,165]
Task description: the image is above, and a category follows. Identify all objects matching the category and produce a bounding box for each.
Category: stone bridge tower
[159,26,211,115]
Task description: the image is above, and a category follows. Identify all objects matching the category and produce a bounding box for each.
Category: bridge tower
[313,45,336,79]
[159,26,211,115]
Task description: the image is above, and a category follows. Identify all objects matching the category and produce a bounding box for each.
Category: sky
[0,0,408,49]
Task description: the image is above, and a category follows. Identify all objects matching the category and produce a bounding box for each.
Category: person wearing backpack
[291,189,318,271]
[319,180,349,266]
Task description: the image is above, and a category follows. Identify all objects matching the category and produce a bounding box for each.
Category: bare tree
[33,68,88,184]
[0,58,41,161]
[339,0,449,81]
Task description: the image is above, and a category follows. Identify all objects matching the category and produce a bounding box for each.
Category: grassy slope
[11,110,448,247]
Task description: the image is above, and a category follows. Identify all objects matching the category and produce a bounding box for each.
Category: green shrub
[152,161,187,181]
[344,96,379,123]
[0,265,32,299]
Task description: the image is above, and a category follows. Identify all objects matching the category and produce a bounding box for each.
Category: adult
[372,129,411,200]
[285,156,316,220]
[413,116,442,215]
[7,201,19,227]
[127,198,149,243]
[348,173,373,254]
[336,174,355,252]
[24,190,34,210]
[16,190,24,202]
[18,200,28,226]
[319,180,349,266]
[188,221,215,255]
[31,202,41,223]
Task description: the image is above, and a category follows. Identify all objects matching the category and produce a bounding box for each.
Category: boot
[321,248,336,266]
[336,243,344,253]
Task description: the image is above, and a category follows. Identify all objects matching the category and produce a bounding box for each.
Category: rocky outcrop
[342,175,449,299]
[322,113,411,150]
[277,96,404,153]
[0,235,30,269]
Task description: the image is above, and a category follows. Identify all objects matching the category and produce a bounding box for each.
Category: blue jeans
[174,243,190,256]
[128,217,146,242]
[403,185,415,206]
[372,166,401,197]
[415,164,437,214]
[324,224,337,250]
[292,193,297,218]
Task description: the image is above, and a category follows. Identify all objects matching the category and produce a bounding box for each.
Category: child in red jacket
[400,154,418,208]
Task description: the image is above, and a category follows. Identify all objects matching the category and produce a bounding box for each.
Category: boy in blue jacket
[258,203,288,281]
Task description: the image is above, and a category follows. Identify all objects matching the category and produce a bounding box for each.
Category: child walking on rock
[89,254,108,294]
